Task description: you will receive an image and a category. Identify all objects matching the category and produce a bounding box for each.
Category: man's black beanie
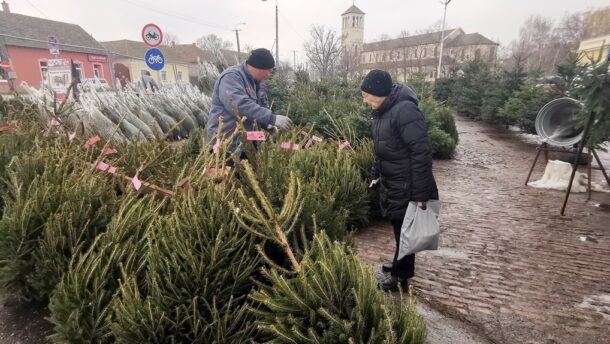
[360,69,393,97]
[246,48,275,69]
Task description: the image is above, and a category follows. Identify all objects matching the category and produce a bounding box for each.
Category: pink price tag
[49,118,59,126]
[132,176,142,191]
[292,144,300,151]
[107,166,116,175]
[280,142,292,150]
[96,161,109,171]
[68,132,76,141]
[246,131,266,141]
[83,135,101,148]
[312,135,323,142]
[304,139,313,149]
[0,126,10,132]
[339,141,350,150]
[102,147,117,155]
[55,93,65,102]
[212,139,220,154]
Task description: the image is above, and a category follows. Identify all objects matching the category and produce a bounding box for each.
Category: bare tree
[162,32,180,46]
[196,34,234,52]
[582,6,610,39]
[505,13,584,74]
[241,43,255,54]
[304,25,342,78]
[376,33,392,41]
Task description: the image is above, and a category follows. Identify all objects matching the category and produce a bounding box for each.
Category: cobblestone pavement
[354,115,610,344]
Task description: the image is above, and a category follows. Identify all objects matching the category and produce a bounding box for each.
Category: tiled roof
[363,29,497,52]
[101,40,247,65]
[445,33,498,47]
[342,5,365,15]
[0,10,107,55]
[363,30,453,52]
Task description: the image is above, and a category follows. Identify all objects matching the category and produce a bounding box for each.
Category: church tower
[341,3,365,57]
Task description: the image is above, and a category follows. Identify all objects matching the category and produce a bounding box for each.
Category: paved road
[355,115,610,344]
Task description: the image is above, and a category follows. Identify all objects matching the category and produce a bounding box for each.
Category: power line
[119,0,232,32]
[24,0,48,19]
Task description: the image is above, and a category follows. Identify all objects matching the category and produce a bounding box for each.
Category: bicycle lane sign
[145,48,165,71]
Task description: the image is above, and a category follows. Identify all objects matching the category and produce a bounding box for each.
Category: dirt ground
[355,114,610,344]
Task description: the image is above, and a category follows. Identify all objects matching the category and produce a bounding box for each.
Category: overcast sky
[8,0,609,66]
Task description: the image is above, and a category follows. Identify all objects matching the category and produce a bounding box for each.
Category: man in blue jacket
[206,48,292,154]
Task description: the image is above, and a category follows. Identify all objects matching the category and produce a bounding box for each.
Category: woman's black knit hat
[360,69,392,97]
[246,48,275,69]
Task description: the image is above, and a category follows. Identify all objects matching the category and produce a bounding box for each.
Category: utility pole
[275,1,279,64]
[293,50,296,68]
[261,0,279,64]
[234,23,246,62]
[436,0,452,79]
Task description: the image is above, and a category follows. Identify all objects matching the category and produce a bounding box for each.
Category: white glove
[273,115,293,131]
[369,178,380,188]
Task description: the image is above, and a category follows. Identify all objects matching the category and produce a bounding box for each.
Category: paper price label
[246,131,266,141]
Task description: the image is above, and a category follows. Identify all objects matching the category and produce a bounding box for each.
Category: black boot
[381,261,393,273]
[379,275,409,292]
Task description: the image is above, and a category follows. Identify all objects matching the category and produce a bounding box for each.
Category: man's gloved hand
[273,115,293,131]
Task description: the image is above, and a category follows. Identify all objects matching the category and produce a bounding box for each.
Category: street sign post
[47,34,59,55]
[145,48,165,71]
[141,23,163,48]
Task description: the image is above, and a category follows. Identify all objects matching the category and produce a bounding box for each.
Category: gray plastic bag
[398,200,442,259]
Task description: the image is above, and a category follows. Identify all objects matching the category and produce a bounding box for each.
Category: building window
[161,71,168,82]
[177,71,183,81]
[475,49,481,59]
[93,64,102,78]
[39,60,48,85]
[73,63,82,80]
[423,48,427,58]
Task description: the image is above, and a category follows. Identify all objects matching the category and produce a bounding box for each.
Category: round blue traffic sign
[145,48,165,71]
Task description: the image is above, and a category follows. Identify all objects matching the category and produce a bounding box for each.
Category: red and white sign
[88,55,108,63]
[141,23,163,48]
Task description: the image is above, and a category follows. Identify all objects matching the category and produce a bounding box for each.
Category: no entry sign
[141,23,163,48]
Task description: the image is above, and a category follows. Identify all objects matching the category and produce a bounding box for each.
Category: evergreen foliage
[0,144,118,301]
[571,61,610,148]
[250,231,427,344]
[111,185,262,343]
[449,60,493,119]
[48,196,163,343]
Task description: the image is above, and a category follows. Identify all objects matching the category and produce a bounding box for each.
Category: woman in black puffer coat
[361,69,439,292]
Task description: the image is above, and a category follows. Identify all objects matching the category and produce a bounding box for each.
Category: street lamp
[234,22,246,62]
[436,0,452,79]
[261,0,279,64]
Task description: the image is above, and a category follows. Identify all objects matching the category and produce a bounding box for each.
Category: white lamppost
[436,0,452,79]
[261,0,279,64]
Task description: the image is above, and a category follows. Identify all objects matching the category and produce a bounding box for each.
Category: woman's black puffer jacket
[371,84,439,220]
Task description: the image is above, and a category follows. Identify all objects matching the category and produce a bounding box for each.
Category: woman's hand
[369,178,380,188]
[417,201,427,210]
